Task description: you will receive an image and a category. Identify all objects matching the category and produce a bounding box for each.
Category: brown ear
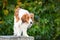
[14,8,20,22]
[21,14,26,23]
[30,13,34,21]
[14,8,20,16]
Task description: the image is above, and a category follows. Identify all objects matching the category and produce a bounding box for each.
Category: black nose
[30,22,32,24]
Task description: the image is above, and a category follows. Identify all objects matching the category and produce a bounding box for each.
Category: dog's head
[21,13,34,25]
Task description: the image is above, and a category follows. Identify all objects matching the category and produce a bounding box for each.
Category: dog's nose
[30,22,32,24]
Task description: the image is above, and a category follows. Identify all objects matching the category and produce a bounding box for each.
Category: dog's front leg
[14,22,21,36]
[22,28,29,37]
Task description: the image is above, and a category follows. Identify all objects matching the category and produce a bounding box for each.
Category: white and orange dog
[14,7,34,37]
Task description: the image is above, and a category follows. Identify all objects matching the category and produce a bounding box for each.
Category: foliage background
[0,0,60,40]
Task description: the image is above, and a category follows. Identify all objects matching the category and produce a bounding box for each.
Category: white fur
[14,8,33,37]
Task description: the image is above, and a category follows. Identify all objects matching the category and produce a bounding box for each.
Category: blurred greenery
[0,0,60,40]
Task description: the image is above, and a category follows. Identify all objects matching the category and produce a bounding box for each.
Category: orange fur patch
[30,13,34,21]
[21,13,34,23]
[14,8,20,22]
[21,14,29,23]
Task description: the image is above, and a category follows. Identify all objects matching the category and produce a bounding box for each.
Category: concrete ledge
[0,36,34,40]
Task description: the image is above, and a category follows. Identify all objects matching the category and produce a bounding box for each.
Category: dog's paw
[23,35,29,37]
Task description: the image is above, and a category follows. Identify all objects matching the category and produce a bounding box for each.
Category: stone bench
[0,36,34,40]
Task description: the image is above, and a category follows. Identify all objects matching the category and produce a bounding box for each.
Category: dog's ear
[21,14,29,23]
[21,14,26,23]
[30,13,34,21]
[14,8,20,22]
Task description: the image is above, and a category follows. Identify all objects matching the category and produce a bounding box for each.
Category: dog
[14,7,34,37]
